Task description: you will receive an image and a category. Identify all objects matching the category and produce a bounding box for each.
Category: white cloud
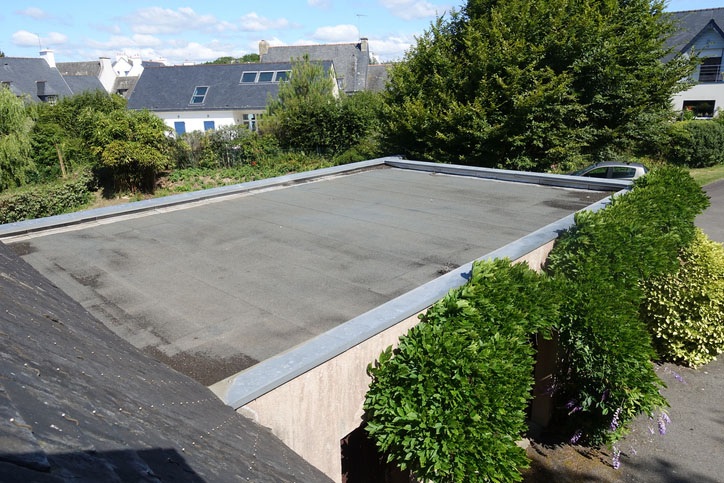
[379,0,447,20]
[128,7,235,35]
[11,30,40,47]
[239,12,291,32]
[12,30,67,48]
[369,35,415,62]
[310,24,358,42]
[16,7,48,20]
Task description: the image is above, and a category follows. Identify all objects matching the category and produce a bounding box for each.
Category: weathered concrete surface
[6,166,608,386]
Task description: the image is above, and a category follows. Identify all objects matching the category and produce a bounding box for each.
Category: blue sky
[0,1,721,65]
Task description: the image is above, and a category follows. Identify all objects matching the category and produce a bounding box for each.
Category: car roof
[591,161,646,168]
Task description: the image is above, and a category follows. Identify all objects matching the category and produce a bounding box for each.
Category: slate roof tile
[0,242,331,482]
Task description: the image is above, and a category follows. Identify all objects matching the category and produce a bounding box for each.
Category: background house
[127,61,335,135]
[57,57,115,94]
[0,50,73,103]
[259,39,389,94]
[668,8,724,117]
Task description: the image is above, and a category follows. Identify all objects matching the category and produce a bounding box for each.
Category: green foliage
[383,0,695,170]
[0,169,94,223]
[0,87,35,190]
[365,259,558,482]
[664,121,724,168]
[641,228,724,367]
[172,125,281,169]
[264,56,383,157]
[86,109,172,193]
[205,54,260,64]
[546,166,709,444]
[28,91,128,184]
[159,151,335,195]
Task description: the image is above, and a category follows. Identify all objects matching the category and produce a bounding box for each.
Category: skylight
[258,71,274,82]
[239,71,291,84]
[190,86,209,104]
[241,72,258,83]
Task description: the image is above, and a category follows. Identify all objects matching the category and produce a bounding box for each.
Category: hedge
[545,166,710,444]
[365,259,558,482]
[0,169,94,224]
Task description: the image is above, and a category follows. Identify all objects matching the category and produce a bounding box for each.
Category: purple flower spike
[612,446,621,470]
[657,412,670,435]
[569,429,583,444]
[609,408,622,431]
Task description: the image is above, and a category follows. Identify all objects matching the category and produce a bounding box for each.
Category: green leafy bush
[546,166,709,444]
[0,169,94,223]
[665,120,724,168]
[365,259,558,482]
[641,228,724,367]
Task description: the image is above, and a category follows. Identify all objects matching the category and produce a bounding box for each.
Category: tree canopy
[205,54,260,64]
[0,87,35,190]
[383,0,696,171]
[263,55,383,158]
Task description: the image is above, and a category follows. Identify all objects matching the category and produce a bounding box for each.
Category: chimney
[360,37,369,53]
[259,40,270,58]
[40,49,56,68]
[36,80,47,96]
[100,56,113,72]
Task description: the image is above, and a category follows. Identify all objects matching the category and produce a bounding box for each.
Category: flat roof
[4,160,615,385]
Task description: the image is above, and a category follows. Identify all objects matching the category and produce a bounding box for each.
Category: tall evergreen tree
[383,0,695,171]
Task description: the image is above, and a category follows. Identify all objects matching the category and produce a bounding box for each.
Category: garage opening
[340,425,411,483]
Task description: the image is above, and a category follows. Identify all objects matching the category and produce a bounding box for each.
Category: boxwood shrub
[0,169,94,224]
[364,259,558,482]
[641,228,724,367]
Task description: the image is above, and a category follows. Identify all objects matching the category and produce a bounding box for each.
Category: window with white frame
[242,113,261,131]
[190,86,209,104]
[240,72,258,83]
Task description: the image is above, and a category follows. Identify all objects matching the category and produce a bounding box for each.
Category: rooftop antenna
[37,33,42,50]
[355,14,367,40]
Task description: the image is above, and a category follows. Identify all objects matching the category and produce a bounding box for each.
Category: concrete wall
[229,241,557,482]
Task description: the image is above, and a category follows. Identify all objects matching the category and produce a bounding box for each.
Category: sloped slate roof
[112,76,139,98]
[0,242,331,482]
[0,58,73,102]
[666,8,724,54]
[57,61,102,77]
[262,43,369,93]
[62,75,106,95]
[365,64,391,93]
[127,61,317,112]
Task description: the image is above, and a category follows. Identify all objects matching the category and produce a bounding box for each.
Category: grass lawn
[689,164,724,186]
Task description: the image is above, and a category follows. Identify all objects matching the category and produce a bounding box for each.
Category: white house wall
[158,111,236,134]
[672,25,724,117]
[672,83,724,116]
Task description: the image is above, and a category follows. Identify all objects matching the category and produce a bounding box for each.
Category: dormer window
[190,86,209,104]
